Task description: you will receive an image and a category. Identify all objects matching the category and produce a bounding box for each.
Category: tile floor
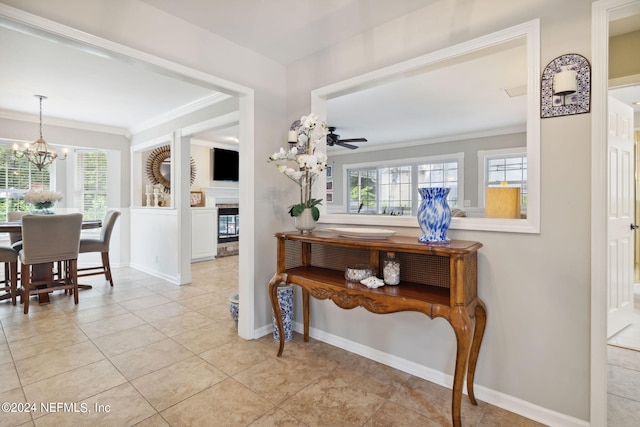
[0,257,547,426]
[607,290,640,426]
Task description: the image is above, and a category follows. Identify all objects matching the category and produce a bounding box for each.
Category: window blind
[74,150,107,221]
[0,145,51,221]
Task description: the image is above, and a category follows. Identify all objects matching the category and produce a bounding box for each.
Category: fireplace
[216,204,239,257]
[218,206,239,244]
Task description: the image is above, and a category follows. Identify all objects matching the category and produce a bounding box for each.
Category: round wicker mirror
[145,145,196,193]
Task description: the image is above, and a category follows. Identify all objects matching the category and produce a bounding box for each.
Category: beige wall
[287,0,591,421]
[610,29,640,79]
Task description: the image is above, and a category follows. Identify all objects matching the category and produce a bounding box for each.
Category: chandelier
[13,95,67,171]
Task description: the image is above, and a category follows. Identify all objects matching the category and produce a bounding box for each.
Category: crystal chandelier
[13,95,67,171]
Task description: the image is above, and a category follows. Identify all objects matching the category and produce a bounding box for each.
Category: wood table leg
[269,274,286,357]
[33,263,54,304]
[467,299,487,405]
[302,288,310,342]
[450,308,473,427]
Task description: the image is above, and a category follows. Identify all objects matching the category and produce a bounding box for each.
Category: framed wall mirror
[145,144,197,194]
[312,20,540,234]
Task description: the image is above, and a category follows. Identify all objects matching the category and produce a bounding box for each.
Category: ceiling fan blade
[338,138,367,143]
[337,142,358,149]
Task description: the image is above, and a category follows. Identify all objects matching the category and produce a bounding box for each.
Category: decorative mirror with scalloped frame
[145,144,196,193]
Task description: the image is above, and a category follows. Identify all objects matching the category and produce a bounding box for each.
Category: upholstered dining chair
[78,210,121,286]
[19,213,83,314]
[0,246,18,306]
[8,211,28,251]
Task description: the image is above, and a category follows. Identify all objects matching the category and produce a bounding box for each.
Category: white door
[607,95,636,338]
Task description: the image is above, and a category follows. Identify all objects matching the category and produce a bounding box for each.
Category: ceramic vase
[272,284,293,342]
[228,293,239,328]
[417,187,451,243]
[295,208,316,234]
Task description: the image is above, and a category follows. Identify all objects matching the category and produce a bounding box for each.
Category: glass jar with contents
[383,252,400,285]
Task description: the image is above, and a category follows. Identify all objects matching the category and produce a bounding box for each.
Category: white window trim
[343,152,465,215]
[477,147,526,208]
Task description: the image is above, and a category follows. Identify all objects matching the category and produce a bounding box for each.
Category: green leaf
[311,206,320,221]
[288,204,305,217]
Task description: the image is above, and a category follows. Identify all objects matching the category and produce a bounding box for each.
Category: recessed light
[633,100,640,105]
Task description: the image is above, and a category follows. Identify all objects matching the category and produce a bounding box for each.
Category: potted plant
[269,114,328,232]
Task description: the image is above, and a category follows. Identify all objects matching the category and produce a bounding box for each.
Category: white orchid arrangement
[269,113,329,219]
[24,189,63,207]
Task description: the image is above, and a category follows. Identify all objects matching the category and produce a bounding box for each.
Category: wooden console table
[268,230,486,427]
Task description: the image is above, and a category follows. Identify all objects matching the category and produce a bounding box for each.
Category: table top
[0,219,102,233]
[275,230,482,255]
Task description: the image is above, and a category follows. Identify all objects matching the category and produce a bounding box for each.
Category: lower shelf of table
[284,266,451,307]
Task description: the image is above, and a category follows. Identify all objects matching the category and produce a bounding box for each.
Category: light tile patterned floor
[607,291,640,427]
[1,257,546,426]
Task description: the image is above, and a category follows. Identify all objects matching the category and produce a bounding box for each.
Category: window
[479,148,527,210]
[74,150,107,220]
[347,154,463,215]
[348,168,377,214]
[0,145,52,221]
[417,161,459,208]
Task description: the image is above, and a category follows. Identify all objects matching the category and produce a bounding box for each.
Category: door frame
[592,1,640,425]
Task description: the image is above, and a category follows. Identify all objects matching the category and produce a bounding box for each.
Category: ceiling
[0,1,638,149]
[139,0,434,65]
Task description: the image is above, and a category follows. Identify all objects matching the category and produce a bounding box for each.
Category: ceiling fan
[326,126,367,149]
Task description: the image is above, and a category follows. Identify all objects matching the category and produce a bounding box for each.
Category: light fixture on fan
[13,95,67,171]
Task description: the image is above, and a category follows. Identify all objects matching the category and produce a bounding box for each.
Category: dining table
[0,219,102,304]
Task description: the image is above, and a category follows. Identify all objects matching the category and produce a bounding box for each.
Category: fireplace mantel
[202,186,239,206]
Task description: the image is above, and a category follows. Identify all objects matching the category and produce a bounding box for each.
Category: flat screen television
[212,148,239,182]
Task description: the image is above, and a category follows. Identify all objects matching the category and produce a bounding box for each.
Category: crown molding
[0,109,130,137]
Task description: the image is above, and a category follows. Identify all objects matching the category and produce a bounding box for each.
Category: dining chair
[19,213,83,314]
[0,246,18,306]
[78,210,121,286]
[4,211,27,289]
[8,211,28,251]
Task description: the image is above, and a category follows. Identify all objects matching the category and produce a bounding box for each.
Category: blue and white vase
[417,187,451,243]
[272,284,293,342]
[228,293,239,328]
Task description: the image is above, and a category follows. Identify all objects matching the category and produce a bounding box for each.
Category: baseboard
[128,262,179,285]
[257,321,589,427]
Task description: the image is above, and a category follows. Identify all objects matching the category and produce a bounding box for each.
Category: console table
[268,230,486,427]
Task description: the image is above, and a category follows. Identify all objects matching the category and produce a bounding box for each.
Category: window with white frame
[74,150,107,221]
[478,147,527,210]
[347,153,463,215]
[0,144,52,221]
[417,160,460,208]
[348,168,377,214]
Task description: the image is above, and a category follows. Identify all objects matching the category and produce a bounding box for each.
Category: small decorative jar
[383,252,400,285]
[345,264,375,282]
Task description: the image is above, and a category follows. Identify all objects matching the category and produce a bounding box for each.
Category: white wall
[190,143,211,191]
[286,0,592,423]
